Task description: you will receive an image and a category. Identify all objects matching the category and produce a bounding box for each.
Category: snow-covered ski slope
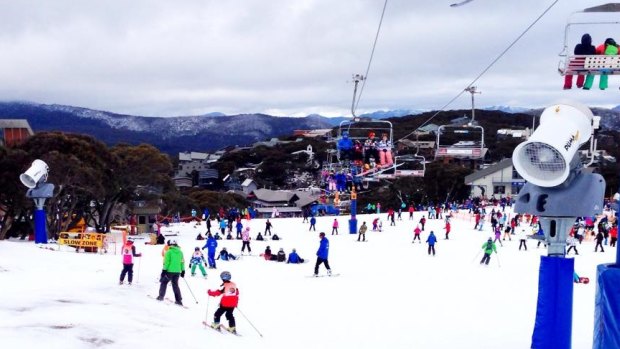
[0,209,614,349]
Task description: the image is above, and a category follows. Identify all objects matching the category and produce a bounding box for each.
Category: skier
[276,248,286,262]
[287,248,305,264]
[426,231,437,256]
[119,239,142,285]
[189,247,208,278]
[408,204,415,220]
[332,219,339,235]
[610,224,618,247]
[206,217,212,235]
[217,247,237,261]
[372,217,379,231]
[413,225,422,244]
[157,240,185,305]
[309,216,317,231]
[444,221,451,240]
[314,232,332,276]
[390,212,396,226]
[480,238,497,266]
[595,230,605,252]
[493,226,503,247]
[241,227,251,255]
[517,224,528,251]
[235,219,243,239]
[566,234,579,256]
[502,224,512,241]
[265,219,273,236]
[357,222,368,242]
[208,271,239,334]
[219,218,227,236]
[202,233,218,269]
[419,216,426,231]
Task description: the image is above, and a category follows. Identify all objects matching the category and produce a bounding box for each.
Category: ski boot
[211,322,221,331]
[226,326,237,334]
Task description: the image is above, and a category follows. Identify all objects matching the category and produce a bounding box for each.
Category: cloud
[0,0,617,116]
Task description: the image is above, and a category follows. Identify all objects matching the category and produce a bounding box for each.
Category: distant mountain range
[1,102,619,154]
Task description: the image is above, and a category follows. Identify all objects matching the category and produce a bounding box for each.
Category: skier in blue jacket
[287,248,304,264]
[202,233,218,269]
[309,216,317,231]
[314,232,332,276]
[426,231,437,256]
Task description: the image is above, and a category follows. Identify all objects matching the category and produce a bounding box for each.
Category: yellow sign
[58,232,105,249]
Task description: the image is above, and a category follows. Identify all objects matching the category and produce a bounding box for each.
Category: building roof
[255,207,301,214]
[0,119,34,134]
[179,151,210,161]
[294,191,320,208]
[464,158,513,184]
[250,189,299,203]
[418,124,439,133]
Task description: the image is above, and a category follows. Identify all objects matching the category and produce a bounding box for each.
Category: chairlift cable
[396,0,561,144]
[353,0,389,115]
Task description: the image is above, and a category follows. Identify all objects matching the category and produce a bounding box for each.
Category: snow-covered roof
[241,179,256,187]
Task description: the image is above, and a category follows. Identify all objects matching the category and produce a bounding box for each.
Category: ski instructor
[314,232,332,276]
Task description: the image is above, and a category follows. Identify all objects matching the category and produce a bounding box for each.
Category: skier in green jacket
[157,240,186,305]
[480,238,497,265]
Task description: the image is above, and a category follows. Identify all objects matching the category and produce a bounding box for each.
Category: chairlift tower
[351,74,365,121]
[464,86,481,123]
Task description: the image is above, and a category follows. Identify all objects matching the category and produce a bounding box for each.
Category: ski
[147,295,188,309]
[202,321,241,336]
[307,273,341,278]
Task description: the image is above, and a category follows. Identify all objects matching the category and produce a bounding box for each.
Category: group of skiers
[563,33,619,90]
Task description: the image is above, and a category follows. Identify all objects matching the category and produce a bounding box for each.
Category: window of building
[512,166,523,180]
[493,186,505,195]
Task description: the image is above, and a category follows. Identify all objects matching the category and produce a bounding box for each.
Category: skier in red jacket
[208,271,239,334]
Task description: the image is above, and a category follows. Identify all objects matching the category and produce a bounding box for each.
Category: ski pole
[182,277,199,304]
[471,250,482,263]
[237,307,263,337]
[136,256,142,284]
[204,297,210,326]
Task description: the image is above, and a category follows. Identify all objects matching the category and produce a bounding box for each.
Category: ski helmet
[220,271,231,281]
[170,239,178,245]
[194,247,200,251]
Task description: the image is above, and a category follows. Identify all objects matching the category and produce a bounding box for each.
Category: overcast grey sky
[0,0,618,117]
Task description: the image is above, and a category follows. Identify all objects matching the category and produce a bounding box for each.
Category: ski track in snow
[0,209,614,349]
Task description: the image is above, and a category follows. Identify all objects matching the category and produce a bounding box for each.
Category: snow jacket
[202,237,218,252]
[317,237,329,259]
[574,34,596,55]
[122,243,141,264]
[310,217,316,225]
[482,241,497,254]
[337,135,353,151]
[426,233,437,245]
[358,224,368,234]
[219,219,227,229]
[287,252,302,264]
[241,228,250,241]
[333,220,339,228]
[208,281,239,308]
[190,251,206,266]
[163,245,184,273]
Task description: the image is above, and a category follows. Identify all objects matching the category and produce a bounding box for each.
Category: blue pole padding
[593,264,620,349]
[34,208,47,244]
[349,198,357,234]
[531,256,574,349]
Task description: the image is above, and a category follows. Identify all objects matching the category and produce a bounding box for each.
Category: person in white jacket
[517,223,528,251]
[566,235,579,255]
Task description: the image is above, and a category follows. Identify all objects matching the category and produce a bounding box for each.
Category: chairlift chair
[558,3,620,76]
[435,124,485,160]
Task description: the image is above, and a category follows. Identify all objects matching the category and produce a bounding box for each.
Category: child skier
[309,216,317,231]
[119,240,142,285]
[241,227,251,255]
[480,238,497,265]
[332,219,339,235]
[419,216,426,231]
[566,234,579,256]
[208,271,239,334]
[444,221,451,240]
[413,225,422,244]
[189,247,208,278]
[426,231,437,256]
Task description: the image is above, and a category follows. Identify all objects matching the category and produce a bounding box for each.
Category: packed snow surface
[0,209,614,349]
